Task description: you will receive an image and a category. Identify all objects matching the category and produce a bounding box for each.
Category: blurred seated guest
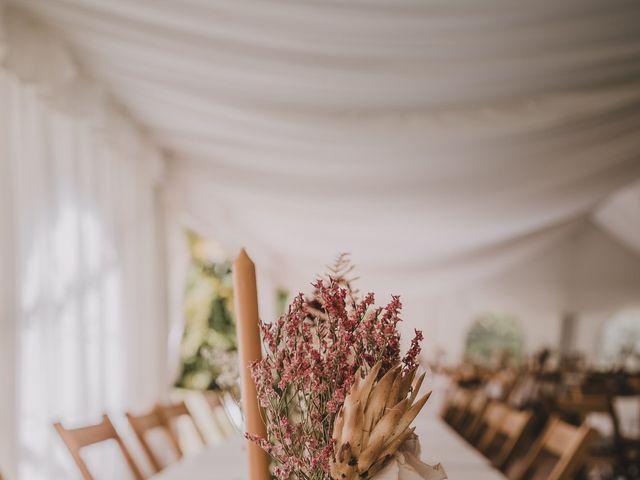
[508,351,562,410]
[530,347,552,372]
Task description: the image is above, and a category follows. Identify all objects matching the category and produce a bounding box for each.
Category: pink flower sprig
[248,273,423,480]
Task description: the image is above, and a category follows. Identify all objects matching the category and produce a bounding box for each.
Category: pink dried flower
[248,262,424,480]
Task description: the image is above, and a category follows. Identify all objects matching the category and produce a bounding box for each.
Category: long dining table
[151,411,507,480]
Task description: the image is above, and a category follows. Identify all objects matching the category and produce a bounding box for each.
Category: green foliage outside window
[175,232,238,391]
[464,313,524,368]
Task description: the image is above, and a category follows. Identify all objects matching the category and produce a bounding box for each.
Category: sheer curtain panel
[0,70,167,479]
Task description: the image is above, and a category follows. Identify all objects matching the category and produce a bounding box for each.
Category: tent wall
[418,222,640,364]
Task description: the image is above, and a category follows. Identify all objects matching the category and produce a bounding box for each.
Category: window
[598,309,640,372]
[463,314,525,367]
[176,232,238,392]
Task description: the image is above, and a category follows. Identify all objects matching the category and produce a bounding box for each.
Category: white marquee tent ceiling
[5,0,640,307]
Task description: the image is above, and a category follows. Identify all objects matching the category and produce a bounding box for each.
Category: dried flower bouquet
[248,261,441,480]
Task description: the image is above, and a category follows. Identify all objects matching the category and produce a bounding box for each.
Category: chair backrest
[196,391,233,441]
[54,415,144,480]
[127,406,181,472]
[612,395,640,440]
[485,408,533,469]
[461,392,489,440]
[439,385,460,420]
[446,388,473,429]
[475,401,509,451]
[555,393,610,419]
[159,401,206,452]
[512,417,596,480]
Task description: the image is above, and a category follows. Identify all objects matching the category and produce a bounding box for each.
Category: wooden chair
[555,393,610,425]
[443,387,473,430]
[203,391,234,438]
[611,395,640,441]
[453,389,479,432]
[54,415,144,480]
[461,392,489,441]
[126,406,181,473]
[611,395,640,476]
[158,401,206,454]
[481,407,533,470]
[475,402,509,451]
[511,417,597,480]
[440,385,459,422]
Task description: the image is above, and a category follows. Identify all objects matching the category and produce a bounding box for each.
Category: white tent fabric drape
[10,0,640,301]
[0,6,168,479]
[595,179,640,256]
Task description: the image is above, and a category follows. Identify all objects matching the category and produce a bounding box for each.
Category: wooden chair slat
[159,401,206,451]
[512,417,596,480]
[477,402,509,453]
[544,420,584,456]
[491,409,533,470]
[54,414,144,480]
[161,402,190,419]
[127,406,181,473]
[462,393,489,440]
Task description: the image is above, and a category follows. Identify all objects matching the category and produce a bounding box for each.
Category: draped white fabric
[595,179,640,256]
[1,3,638,331]
[10,0,640,300]
[0,7,168,478]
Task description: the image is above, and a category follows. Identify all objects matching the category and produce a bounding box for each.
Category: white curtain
[0,7,169,478]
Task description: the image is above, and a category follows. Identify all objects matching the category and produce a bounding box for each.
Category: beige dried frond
[325,252,359,300]
[330,363,431,480]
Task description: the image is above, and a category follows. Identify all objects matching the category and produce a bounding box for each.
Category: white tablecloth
[152,416,506,480]
[416,414,505,479]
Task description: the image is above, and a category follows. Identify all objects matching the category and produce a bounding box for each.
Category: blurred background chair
[54,415,144,480]
[460,392,489,441]
[486,408,533,471]
[475,402,510,452]
[127,407,181,474]
[611,395,640,478]
[510,417,596,480]
[158,401,206,457]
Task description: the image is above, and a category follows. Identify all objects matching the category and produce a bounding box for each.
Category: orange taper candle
[233,248,271,480]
